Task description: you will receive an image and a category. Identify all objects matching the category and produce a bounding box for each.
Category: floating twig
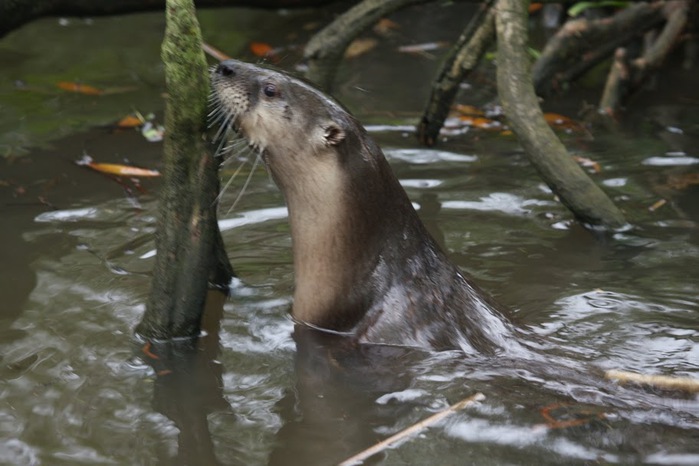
[606,369,699,393]
[339,392,485,466]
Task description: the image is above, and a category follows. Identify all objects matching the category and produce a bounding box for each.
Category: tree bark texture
[495,0,626,229]
[0,0,348,38]
[303,0,429,91]
[416,1,495,146]
[136,0,233,340]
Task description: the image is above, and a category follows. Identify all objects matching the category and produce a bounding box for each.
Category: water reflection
[142,291,230,465]
[268,327,425,466]
[141,291,434,466]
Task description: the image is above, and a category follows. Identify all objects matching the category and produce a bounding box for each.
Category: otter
[211,59,520,354]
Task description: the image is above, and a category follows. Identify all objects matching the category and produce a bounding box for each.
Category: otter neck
[269,153,370,328]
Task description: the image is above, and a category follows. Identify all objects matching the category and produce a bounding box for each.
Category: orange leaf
[453,104,486,117]
[529,3,544,14]
[250,42,273,57]
[88,162,160,177]
[345,38,378,59]
[373,18,400,36]
[57,81,103,95]
[116,115,144,128]
[76,155,160,177]
[460,116,502,130]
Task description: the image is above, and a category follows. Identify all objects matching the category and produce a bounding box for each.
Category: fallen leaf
[57,81,103,95]
[117,114,144,129]
[374,18,400,36]
[345,38,378,59]
[453,104,486,117]
[250,42,274,57]
[76,154,160,177]
[529,3,544,14]
[460,116,503,130]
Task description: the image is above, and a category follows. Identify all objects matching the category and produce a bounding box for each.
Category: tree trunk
[136,0,233,340]
[495,0,626,229]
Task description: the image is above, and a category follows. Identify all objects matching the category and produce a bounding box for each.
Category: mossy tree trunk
[136,0,233,340]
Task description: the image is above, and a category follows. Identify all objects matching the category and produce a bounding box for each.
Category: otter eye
[263,83,278,98]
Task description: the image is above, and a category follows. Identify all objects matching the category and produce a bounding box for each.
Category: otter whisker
[212,111,232,140]
[216,138,248,164]
[214,156,249,207]
[218,127,244,158]
[225,151,261,215]
[211,113,235,155]
[208,107,224,124]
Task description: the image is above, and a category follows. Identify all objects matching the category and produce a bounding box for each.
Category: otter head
[211,59,351,195]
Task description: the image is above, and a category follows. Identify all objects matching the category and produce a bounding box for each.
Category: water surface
[1,5,698,466]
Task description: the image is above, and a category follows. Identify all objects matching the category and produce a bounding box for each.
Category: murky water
[2,5,699,466]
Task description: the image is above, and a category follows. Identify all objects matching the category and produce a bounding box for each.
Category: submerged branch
[417,1,496,146]
[600,0,690,116]
[303,0,429,90]
[532,2,664,96]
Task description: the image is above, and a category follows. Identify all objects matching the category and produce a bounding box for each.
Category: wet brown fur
[211,60,520,354]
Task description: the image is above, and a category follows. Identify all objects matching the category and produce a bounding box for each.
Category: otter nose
[216,60,236,77]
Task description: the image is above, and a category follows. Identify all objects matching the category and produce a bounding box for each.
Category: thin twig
[202,42,231,62]
[338,392,485,466]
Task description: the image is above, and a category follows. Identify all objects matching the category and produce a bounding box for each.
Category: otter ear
[322,122,346,147]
